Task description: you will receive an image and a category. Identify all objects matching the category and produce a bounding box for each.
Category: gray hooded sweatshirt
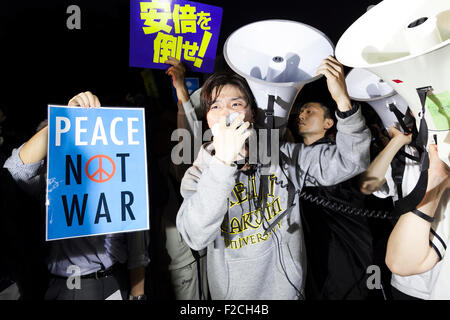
[176,107,371,300]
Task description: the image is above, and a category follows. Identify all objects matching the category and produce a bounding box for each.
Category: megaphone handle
[415,86,432,148]
[416,86,433,115]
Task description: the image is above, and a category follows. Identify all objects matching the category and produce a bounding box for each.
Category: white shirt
[374,145,450,299]
[430,192,450,299]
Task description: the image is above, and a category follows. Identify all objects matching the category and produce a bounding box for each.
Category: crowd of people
[0,53,448,301]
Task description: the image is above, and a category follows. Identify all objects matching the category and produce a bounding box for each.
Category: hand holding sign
[68,91,101,108]
[19,91,100,165]
[166,57,189,104]
[166,57,186,87]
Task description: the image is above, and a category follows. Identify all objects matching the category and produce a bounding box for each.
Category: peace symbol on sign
[85,154,116,183]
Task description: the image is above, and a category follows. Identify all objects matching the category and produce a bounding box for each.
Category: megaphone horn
[345,67,410,132]
[336,0,450,166]
[223,19,335,132]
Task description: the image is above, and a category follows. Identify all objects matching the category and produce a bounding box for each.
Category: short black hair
[299,102,333,120]
[288,101,337,142]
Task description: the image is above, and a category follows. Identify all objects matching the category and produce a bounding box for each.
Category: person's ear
[324,118,334,130]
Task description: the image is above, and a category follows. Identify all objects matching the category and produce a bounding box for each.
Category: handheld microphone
[211,112,245,136]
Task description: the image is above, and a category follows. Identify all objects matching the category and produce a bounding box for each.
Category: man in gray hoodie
[176,56,371,300]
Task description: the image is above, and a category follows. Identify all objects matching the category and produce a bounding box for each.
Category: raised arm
[18,125,49,164]
[18,91,101,164]
[385,144,449,276]
[165,57,203,181]
[166,56,190,105]
[316,55,352,113]
[165,57,199,134]
[359,126,412,195]
[295,57,371,186]
[4,91,101,196]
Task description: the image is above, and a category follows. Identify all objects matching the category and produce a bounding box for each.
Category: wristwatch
[129,294,147,300]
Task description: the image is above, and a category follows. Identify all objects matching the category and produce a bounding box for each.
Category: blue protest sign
[185,77,200,94]
[46,106,149,241]
[129,0,223,73]
[172,77,199,102]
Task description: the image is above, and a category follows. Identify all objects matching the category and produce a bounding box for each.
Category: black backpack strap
[391,86,431,218]
[261,151,296,236]
[391,148,406,199]
[396,150,421,162]
[189,248,204,300]
[389,103,412,134]
[265,95,276,157]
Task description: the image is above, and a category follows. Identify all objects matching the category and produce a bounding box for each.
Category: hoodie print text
[220,173,285,249]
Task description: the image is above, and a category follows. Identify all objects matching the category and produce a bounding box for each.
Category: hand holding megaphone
[317,56,352,112]
[213,113,252,165]
[388,125,413,146]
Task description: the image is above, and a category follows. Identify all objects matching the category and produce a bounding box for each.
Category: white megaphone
[346,68,409,132]
[223,20,334,131]
[336,0,450,166]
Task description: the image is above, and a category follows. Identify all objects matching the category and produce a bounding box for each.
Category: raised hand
[316,56,352,112]
[213,113,252,165]
[68,91,101,108]
[388,125,412,146]
[165,57,189,103]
